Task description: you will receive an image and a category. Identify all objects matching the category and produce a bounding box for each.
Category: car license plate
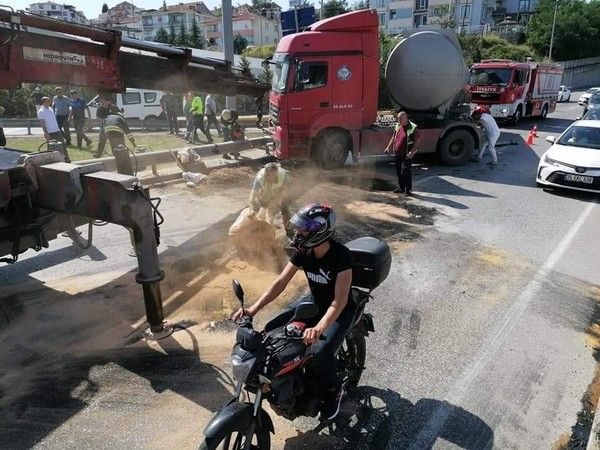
[565,174,594,184]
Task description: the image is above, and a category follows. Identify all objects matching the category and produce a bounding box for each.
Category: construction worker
[384,111,419,195]
[248,162,291,230]
[94,96,121,158]
[104,114,137,152]
[471,106,500,165]
[189,92,213,144]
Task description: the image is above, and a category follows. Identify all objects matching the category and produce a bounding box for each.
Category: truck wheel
[512,106,522,125]
[315,129,350,169]
[438,129,475,166]
[540,104,549,119]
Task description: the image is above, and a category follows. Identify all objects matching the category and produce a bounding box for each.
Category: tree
[176,23,189,46]
[102,3,109,13]
[189,17,205,49]
[351,0,367,10]
[233,34,249,55]
[458,33,537,66]
[435,5,456,29]
[322,0,349,18]
[168,22,177,45]
[526,0,600,61]
[154,27,169,44]
[259,65,273,85]
[239,55,253,78]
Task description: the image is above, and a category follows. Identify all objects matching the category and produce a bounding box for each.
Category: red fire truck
[468,60,563,124]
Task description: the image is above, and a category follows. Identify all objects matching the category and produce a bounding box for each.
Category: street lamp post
[548,0,558,61]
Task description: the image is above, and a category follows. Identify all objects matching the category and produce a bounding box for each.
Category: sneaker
[320,386,344,421]
[405,190,413,196]
[486,161,498,166]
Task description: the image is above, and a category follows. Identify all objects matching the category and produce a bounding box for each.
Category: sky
[10,0,292,20]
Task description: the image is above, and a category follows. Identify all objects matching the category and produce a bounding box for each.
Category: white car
[558,85,571,102]
[537,120,600,193]
[578,87,600,105]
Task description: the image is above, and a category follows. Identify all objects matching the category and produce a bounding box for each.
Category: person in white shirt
[471,107,500,165]
[38,97,70,162]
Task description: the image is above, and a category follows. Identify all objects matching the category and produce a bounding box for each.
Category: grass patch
[5,131,265,162]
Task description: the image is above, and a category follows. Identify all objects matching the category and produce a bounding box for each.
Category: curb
[587,402,600,449]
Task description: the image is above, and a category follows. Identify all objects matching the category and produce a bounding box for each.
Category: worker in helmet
[471,106,500,165]
[104,114,137,152]
[248,162,291,230]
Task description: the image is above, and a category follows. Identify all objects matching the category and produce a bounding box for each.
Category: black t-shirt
[290,239,354,315]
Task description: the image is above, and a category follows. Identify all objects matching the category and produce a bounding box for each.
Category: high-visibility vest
[394,120,418,152]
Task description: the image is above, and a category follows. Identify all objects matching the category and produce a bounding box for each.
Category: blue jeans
[264,295,354,390]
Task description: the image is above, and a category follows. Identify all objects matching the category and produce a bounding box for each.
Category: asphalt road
[1,97,598,449]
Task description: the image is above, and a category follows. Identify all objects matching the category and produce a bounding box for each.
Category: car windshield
[558,125,600,150]
[271,53,291,94]
[585,88,600,94]
[469,68,512,86]
[589,93,600,104]
[583,110,600,120]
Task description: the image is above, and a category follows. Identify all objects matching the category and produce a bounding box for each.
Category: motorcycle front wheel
[198,423,271,450]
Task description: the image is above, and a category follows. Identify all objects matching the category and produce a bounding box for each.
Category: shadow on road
[502,117,574,134]
[283,386,494,449]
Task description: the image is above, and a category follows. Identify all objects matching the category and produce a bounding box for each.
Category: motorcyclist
[231,203,354,420]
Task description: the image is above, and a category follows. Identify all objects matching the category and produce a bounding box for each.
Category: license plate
[565,174,594,184]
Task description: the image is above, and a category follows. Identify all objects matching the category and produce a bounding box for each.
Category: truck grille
[269,103,279,125]
[471,92,501,102]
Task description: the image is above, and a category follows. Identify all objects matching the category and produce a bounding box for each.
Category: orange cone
[532,124,538,137]
[526,131,535,145]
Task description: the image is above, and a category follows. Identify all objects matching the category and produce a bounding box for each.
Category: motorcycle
[198,237,391,450]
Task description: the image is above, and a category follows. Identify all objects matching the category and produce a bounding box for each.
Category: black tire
[314,129,350,169]
[337,328,366,389]
[567,95,571,102]
[512,106,522,125]
[198,421,270,450]
[540,104,549,119]
[143,115,161,131]
[438,129,475,166]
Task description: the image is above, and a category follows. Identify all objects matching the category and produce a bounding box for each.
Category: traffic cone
[526,131,535,146]
[532,124,538,137]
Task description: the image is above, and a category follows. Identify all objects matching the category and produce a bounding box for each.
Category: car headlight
[501,108,508,115]
[544,154,560,166]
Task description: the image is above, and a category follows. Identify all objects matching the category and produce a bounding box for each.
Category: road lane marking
[408,199,597,449]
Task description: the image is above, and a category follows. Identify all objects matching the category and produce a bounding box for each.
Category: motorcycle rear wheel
[337,329,366,388]
[198,424,270,450]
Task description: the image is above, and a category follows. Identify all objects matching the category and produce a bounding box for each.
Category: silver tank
[385,30,468,113]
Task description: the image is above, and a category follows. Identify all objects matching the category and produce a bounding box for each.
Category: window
[416,0,428,10]
[51,4,56,9]
[122,92,141,105]
[144,92,157,103]
[39,4,44,8]
[459,4,471,20]
[513,69,527,85]
[296,61,328,91]
[390,10,396,19]
[379,13,386,25]
[518,0,530,11]
[414,14,427,26]
[395,8,412,19]
[376,0,386,8]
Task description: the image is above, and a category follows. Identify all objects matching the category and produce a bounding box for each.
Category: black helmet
[289,203,336,251]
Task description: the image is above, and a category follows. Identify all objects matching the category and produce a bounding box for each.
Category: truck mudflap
[356,313,375,336]
[203,400,274,443]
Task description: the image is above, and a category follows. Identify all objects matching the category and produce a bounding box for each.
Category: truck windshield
[469,68,513,86]
[271,53,291,93]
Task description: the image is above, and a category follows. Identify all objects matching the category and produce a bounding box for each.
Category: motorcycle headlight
[232,353,256,382]
[544,154,560,166]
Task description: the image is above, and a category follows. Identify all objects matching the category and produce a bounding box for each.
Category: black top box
[345,237,392,290]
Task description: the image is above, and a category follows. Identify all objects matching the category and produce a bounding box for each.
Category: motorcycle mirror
[232,279,244,305]
[292,302,319,321]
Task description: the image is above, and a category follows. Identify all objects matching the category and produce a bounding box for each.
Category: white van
[88,88,167,129]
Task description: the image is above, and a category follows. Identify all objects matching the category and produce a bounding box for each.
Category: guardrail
[2,115,269,134]
[73,136,274,174]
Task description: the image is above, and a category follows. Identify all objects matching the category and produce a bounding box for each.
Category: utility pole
[320,0,324,19]
[548,0,558,61]
[222,0,236,111]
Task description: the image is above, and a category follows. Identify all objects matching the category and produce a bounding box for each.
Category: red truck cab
[269,12,379,167]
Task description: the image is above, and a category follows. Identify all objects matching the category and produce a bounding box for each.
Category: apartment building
[27,2,88,24]
[493,0,538,24]
[141,5,209,42]
[203,5,281,50]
